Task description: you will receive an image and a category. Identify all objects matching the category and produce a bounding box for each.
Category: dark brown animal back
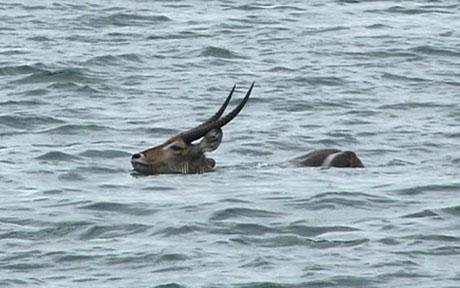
[294,149,341,167]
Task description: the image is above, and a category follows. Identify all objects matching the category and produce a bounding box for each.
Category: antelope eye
[169,144,183,151]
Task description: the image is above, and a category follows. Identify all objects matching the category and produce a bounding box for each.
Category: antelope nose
[132,153,142,160]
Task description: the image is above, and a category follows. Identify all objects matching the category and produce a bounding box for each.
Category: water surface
[1,1,460,287]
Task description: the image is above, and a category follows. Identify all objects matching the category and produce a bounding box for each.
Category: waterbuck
[131,82,363,174]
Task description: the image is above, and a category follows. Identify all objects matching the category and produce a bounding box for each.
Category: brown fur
[132,133,219,174]
[292,149,364,168]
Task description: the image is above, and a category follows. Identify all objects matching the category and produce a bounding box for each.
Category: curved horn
[200,84,236,126]
[181,81,254,143]
[175,84,234,143]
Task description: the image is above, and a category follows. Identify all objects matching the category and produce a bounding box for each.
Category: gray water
[1,1,460,287]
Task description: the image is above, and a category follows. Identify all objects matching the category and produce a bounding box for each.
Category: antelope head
[131,82,254,174]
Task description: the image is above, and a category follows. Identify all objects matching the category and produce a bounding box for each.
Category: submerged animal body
[291,149,364,168]
[131,82,254,174]
[131,82,364,175]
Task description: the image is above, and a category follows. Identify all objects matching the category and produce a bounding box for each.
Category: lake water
[1,1,459,287]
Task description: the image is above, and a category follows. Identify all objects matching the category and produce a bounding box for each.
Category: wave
[12,68,98,85]
[0,64,43,76]
[345,50,418,59]
[301,26,350,35]
[79,149,131,159]
[290,191,396,210]
[379,101,452,110]
[27,36,51,42]
[77,12,171,28]
[35,151,81,161]
[147,31,209,40]
[78,223,150,240]
[394,183,460,195]
[402,209,439,218]
[440,205,460,216]
[290,76,346,87]
[209,222,359,237]
[0,220,92,241]
[210,207,282,221]
[153,225,205,237]
[387,5,455,15]
[381,73,430,83]
[200,46,247,59]
[152,284,186,288]
[236,277,378,288]
[79,201,157,216]
[84,53,143,66]
[230,235,368,248]
[0,115,64,130]
[55,254,97,263]
[367,5,456,15]
[39,124,114,135]
[410,45,460,57]
[57,171,86,181]
[0,99,45,106]
[283,224,359,237]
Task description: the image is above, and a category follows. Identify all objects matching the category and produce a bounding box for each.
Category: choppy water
[1,1,460,287]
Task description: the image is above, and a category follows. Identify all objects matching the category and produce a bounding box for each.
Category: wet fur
[291,149,364,168]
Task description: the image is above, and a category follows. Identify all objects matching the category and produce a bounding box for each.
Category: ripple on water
[84,53,144,66]
[40,124,114,135]
[231,4,267,11]
[0,115,64,130]
[0,221,92,241]
[213,221,361,240]
[1,1,459,287]
[105,252,189,271]
[153,225,205,237]
[79,201,158,216]
[147,31,209,40]
[57,171,86,181]
[410,45,460,57]
[200,46,246,59]
[152,284,186,288]
[378,101,452,110]
[403,234,460,243]
[0,99,46,106]
[394,183,460,195]
[237,277,378,288]
[231,235,369,248]
[55,254,97,264]
[224,223,276,236]
[79,149,131,159]
[12,68,98,85]
[402,209,440,219]
[0,279,29,286]
[27,36,51,42]
[210,207,282,221]
[77,13,172,28]
[78,224,150,240]
[283,224,360,237]
[239,256,273,269]
[0,64,43,76]
[440,205,460,217]
[0,262,52,272]
[35,151,81,162]
[290,76,346,87]
[79,165,126,174]
[289,191,396,210]
[141,185,177,192]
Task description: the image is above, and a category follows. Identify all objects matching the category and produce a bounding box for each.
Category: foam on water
[1,0,460,287]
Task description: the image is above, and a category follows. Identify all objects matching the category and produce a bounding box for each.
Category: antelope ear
[199,128,223,152]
